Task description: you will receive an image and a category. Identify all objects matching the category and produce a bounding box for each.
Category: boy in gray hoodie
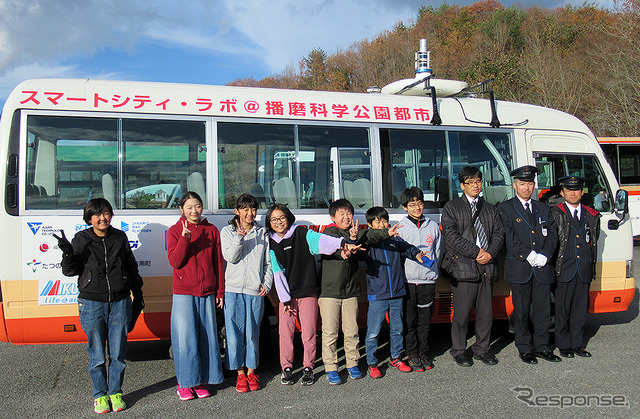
[396,187,441,371]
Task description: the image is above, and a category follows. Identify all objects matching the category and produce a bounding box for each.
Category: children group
[55,164,600,414]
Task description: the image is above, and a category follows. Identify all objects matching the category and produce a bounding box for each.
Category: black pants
[450,278,494,357]
[403,283,435,357]
[555,277,590,350]
[511,280,551,353]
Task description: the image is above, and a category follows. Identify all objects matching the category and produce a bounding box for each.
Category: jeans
[171,294,224,388]
[224,292,264,370]
[365,297,404,366]
[78,297,131,399]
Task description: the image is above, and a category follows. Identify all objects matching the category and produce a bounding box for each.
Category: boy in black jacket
[55,198,143,414]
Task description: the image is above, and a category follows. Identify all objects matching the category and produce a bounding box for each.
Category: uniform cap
[558,175,586,190]
[510,165,538,181]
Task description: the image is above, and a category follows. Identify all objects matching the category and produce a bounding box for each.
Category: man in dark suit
[551,176,601,358]
[441,166,504,367]
[498,165,560,364]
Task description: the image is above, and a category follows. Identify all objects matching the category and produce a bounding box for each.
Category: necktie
[524,202,533,223]
[471,201,489,250]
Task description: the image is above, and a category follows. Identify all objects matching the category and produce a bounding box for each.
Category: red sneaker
[247,373,260,391]
[368,365,382,379]
[193,384,211,398]
[390,358,412,373]
[236,375,249,393]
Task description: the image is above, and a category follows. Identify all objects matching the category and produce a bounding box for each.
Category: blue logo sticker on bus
[28,222,43,235]
[38,279,79,305]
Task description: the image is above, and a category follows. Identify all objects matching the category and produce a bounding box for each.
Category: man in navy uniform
[551,176,600,358]
[499,166,560,364]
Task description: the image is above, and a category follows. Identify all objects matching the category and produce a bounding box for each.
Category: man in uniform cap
[551,176,601,358]
[498,165,560,364]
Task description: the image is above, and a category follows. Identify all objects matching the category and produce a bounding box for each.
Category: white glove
[535,253,548,267]
[526,251,539,267]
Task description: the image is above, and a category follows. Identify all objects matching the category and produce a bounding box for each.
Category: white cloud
[0,63,123,103]
[0,0,621,95]
[220,0,417,71]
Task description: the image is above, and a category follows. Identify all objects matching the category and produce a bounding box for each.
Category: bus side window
[217,122,295,209]
[380,128,448,208]
[381,129,512,209]
[26,115,118,210]
[122,119,207,209]
[217,122,371,210]
[448,131,513,206]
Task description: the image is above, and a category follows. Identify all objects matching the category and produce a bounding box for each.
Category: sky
[0,0,616,104]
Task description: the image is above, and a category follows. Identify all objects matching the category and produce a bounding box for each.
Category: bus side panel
[2,277,172,344]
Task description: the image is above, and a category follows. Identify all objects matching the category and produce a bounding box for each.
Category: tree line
[229,0,640,137]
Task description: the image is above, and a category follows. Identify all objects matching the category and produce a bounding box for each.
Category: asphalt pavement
[1,252,639,418]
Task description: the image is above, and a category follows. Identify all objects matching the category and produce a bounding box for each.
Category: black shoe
[535,350,562,362]
[573,348,592,357]
[281,367,294,385]
[408,356,425,372]
[454,353,473,367]
[559,348,574,358]
[473,352,498,365]
[301,367,315,386]
[519,352,538,364]
[419,354,434,370]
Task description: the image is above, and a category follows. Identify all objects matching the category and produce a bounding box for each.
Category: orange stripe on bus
[3,312,170,345]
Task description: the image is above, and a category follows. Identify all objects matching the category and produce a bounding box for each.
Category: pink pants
[279,296,318,369]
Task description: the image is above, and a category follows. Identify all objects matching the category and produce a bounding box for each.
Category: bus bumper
[589,277,636,313]
[0,303,9,343]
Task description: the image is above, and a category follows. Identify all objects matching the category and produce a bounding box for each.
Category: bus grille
[436,292,453,316]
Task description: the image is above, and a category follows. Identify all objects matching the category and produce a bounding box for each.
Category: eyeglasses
[269,215,288,224]
[407,202,424,209]
[464,180,482,187]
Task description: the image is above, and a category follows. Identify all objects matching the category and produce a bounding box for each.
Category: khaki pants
[318,297,360,371]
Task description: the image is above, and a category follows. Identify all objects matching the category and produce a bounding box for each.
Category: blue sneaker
[348,366,363,380]
[326,370,342,385]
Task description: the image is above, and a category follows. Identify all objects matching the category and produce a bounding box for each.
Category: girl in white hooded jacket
[221,193,273,393]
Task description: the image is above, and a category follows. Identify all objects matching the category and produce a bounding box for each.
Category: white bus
[598,137,640,235]
[0,74,634,344]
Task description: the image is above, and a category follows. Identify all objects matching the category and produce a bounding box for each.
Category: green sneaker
[94,395,111,414]
[110,393,126,412]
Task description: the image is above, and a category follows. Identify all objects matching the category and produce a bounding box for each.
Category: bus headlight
[627,260,633,278]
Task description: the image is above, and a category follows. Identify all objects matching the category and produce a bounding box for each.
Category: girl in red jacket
[167,191,225,401]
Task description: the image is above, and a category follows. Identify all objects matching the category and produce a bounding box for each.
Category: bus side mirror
[608,189,629,230]
[615,189,629,215]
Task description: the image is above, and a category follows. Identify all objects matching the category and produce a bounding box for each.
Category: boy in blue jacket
[360,206,424,379]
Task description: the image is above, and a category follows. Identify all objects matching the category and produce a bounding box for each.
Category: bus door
[527,130,635,313]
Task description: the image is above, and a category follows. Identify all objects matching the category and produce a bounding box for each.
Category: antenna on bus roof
[381,39,467,97]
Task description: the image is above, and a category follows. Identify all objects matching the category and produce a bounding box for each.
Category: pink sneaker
[193,384,211,398]
[176,386,195,401]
